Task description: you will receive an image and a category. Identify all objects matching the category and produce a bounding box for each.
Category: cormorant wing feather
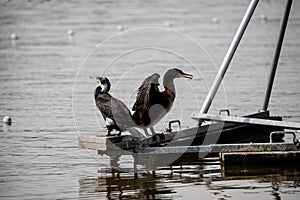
[132,73,160,111]
[110,96,134,128]
[96,93,113,119]
[96,93,134,129]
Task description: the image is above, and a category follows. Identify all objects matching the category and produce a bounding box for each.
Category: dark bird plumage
[94,77,134,136]
[132,68,193,128]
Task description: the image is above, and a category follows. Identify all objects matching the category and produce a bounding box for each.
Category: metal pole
[200,0,259,116]
[261,0,293,111]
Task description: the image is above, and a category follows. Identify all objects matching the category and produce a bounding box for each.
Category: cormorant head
[165,68,193,80]
[173,68,193,79]
[95,76,111,93]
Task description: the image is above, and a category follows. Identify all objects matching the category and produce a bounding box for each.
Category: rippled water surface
[1,0,300,199]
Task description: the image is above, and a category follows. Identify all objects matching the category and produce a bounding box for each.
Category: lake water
[0,0,300,199]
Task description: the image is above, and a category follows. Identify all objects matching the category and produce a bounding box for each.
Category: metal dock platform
[78,131,300,165]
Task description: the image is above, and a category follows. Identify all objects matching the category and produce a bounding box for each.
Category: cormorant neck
[163,74,176,101]
[94,86,105,100]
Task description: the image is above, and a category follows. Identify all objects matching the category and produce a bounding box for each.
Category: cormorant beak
[89,76,101,85]
[181,72,193,79]
[96,78,101,85]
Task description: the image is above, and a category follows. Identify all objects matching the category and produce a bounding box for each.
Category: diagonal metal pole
[261,0,293,111]
[199,0,259,120]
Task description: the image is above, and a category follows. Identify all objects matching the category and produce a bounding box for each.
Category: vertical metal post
[200,0,259,116]
[261,0,293,111]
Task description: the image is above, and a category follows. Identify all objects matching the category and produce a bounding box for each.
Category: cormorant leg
[150,127,155,135]
[143,128,151,136]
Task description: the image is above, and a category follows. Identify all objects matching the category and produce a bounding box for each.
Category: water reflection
[79,154,300,199]
[80,173,175,199]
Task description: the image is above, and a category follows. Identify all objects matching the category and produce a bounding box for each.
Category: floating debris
[3,116,12,125]
[67,29,75,36]
[10,33,18,40]
[212,17,220,24]
[164,21,173,27]
[117,25,124,31]
[259,14,268,21]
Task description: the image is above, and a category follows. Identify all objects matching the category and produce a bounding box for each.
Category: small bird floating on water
[93,76,134,136]
[132,68,193,128]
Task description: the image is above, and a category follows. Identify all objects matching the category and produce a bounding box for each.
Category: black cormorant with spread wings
[94,77,134,136]
[132,68,193,128]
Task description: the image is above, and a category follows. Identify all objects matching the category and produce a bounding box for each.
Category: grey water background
[0,0,300,199]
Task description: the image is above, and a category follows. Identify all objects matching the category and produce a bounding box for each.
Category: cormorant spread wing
[132,73,160,111]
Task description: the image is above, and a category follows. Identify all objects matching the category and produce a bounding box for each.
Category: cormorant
[94,76,134,136]
[132,68,193,128]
